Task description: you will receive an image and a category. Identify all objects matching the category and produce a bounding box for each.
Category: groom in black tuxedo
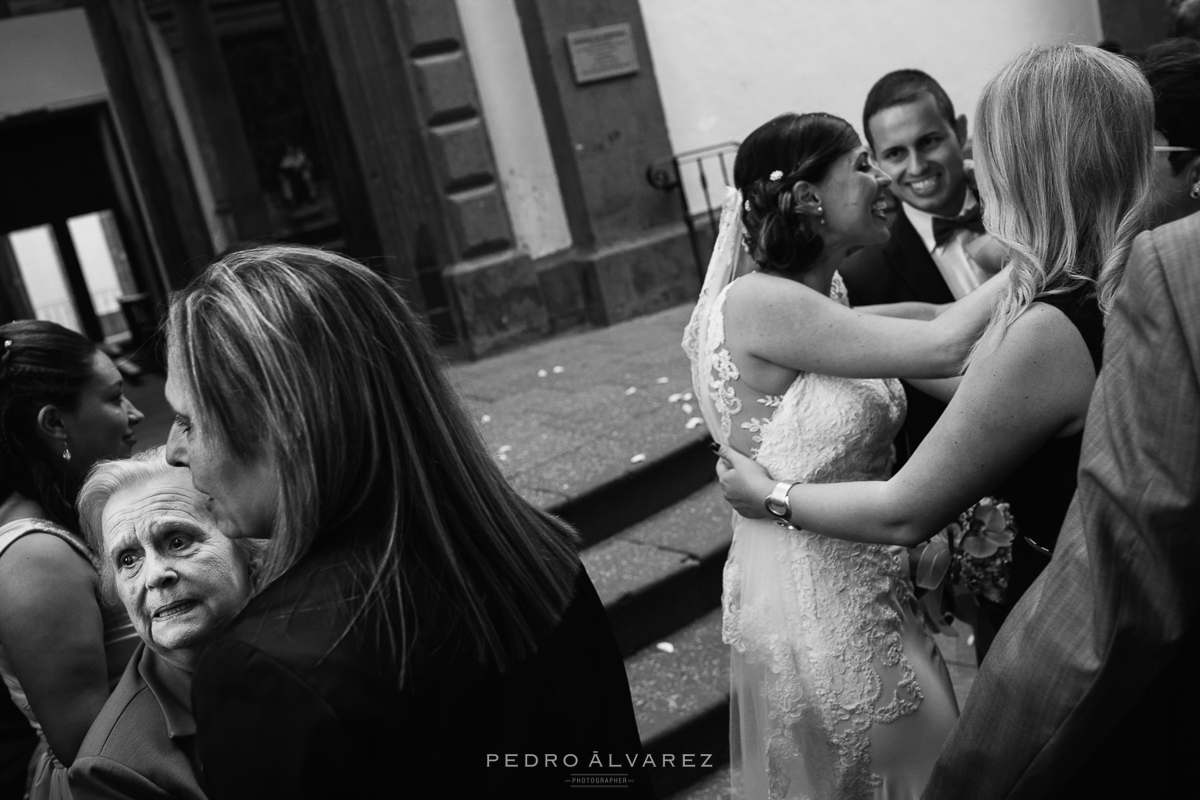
[842,71,1006,660]
[841,70,991,469]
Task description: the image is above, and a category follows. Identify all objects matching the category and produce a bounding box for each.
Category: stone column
[285,0,548,357]
[162,0,273,243]
[0,240,34,324]
[515,0,697,328]
[84,0,214,291]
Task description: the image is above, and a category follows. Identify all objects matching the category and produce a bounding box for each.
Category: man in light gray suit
[923,215,1200,799]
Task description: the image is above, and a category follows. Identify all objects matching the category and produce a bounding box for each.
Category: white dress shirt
[902,193,992,300]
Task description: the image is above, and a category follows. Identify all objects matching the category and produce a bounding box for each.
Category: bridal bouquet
[911,498,1016,633]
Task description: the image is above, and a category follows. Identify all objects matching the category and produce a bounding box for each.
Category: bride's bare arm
[725,267,1009,380]
[717,302,1094,546]
[855,301,946,320]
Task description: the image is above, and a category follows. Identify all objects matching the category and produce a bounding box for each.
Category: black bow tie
[932,204,986,247]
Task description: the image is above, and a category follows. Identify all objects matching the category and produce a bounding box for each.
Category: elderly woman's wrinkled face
[101,471,253,667]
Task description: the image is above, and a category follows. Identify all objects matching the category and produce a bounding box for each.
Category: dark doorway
[0,104,157,343]
[219,26,344,249]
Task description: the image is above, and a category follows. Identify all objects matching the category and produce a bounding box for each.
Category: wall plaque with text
[566,23,640,85]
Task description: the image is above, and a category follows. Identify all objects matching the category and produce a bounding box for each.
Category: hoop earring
[62,446,71,463]
[1190,184,1200,200]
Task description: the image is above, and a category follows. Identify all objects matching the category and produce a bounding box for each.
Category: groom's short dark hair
[863,70,957,150]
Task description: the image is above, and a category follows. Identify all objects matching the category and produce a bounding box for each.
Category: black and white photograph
[1,0,1198,797]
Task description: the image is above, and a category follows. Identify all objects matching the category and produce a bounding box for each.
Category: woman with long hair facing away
[164,246,651,797]
[0,320,143,799]
[715,43,1149,793]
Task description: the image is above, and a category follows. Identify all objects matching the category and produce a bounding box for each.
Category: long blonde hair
[167,246,580,685]
[972,44,1152,357]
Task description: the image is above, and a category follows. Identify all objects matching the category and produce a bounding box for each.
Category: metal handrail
[646,141,739,279]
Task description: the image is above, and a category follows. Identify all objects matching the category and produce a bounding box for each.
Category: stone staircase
[578,478,731,799]
[448,301,979,799]
[447,304,733,798]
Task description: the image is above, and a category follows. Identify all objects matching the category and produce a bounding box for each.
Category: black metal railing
[646,141,739,279]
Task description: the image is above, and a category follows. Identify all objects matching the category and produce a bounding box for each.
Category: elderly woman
[164,245,649,797]
[67,447,257,800]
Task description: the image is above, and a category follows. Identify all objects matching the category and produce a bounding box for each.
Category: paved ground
[449,304,705,509]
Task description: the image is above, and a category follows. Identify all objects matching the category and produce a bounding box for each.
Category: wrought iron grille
[646,141,740,279]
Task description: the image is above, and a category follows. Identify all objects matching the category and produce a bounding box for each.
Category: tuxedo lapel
[883,208,955,304]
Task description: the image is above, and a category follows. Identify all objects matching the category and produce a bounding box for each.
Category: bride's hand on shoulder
[715,445,774,519]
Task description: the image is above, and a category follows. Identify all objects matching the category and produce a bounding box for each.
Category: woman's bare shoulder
[723,272,826,326]
[0,529,95,598]
[966,301,1096,428]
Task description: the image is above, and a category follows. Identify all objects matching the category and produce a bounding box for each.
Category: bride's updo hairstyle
[734,112,859,275]
[971,44,1151,357]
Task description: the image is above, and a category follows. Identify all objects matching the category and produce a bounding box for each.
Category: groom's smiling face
[868,93,968,219]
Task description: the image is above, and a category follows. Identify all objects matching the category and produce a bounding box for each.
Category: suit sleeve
[70,756,182,800]
[192,640,372,799]
[923,226,1200,798]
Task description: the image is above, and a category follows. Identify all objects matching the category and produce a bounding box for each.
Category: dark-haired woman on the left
[0,320,142,799]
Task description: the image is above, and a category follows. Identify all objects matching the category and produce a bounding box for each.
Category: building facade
[0,0,1167,357]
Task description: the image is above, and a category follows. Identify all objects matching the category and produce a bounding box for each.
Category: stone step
[624,608,729,799]
[583,481,731,656]
[554,436,716,550]
[449,304,716,550]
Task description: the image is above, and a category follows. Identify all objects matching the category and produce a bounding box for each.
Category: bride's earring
[1191,183,1200,200]
[62,446,71,463]
[816,204,825,226]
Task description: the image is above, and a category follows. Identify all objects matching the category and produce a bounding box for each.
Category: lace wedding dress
[683,190,958,799]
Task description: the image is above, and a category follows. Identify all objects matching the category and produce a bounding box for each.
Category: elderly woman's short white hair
[78,446,261,602]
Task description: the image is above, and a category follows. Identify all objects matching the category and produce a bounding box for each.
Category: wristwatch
[764,481,800,528]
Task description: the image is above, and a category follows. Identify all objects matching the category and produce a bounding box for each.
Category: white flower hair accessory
[769,170,784,181]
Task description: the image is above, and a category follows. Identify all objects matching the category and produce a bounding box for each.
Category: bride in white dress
[682,113,1002,799]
